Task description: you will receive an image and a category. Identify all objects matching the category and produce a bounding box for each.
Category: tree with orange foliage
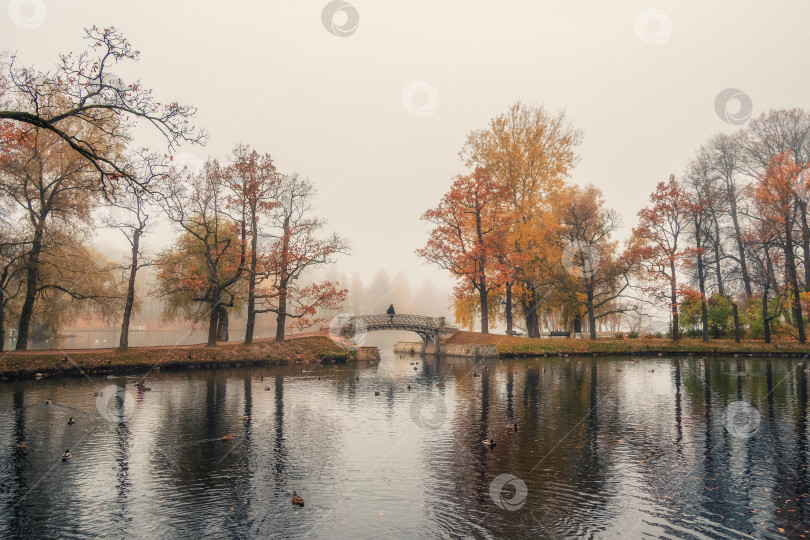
[750,152,807,343]
[418,167,509,333]
[460,101,583,336]
[630,175,690,340]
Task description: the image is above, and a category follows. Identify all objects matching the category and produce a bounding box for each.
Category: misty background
[5,0,810,343]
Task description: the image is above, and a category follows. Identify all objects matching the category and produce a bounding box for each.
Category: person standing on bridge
[387,304,395,324]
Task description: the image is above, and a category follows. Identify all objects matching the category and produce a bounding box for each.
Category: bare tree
[559,185,633,339]
[0,26,205,194]
[0,219,27,352]
[257,173,349,342]
[101,155,165,349]
[683,155,720,342]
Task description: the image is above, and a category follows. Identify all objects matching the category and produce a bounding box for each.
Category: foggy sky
[5,1,810,317]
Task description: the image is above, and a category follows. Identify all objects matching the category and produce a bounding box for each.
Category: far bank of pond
[397,331,810,358]
[4,331,810,380]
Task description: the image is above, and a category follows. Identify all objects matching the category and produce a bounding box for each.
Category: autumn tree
[257,173,349,342]
[751,152,806,343]
[558,185,632,339]
[418,167,509,333]
[630,175,690,340]
[156,160,246,346]
[0,121,125,349]
[0,26,204,193]
[223,144,281,345]
[744,204,787,343]
[460,101,583,336]
[745,109,810,291]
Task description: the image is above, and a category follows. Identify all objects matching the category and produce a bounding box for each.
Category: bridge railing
[357,314,446,329]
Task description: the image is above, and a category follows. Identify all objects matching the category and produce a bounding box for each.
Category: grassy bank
[445,331,810,358]
[0,335,350,379]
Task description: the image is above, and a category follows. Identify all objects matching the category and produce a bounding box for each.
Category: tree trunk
[275,220,291,343]
[785,219,806,343]
[700,300,709,343]
[217,305,229,342]
[244,216,259,345]
[119,229,141,350]
[15,233,43,351]
[763,248,774,344]
[478,284,489,334]
[801,200,810,292]
[670,261,679,341]
[275,285,287,342]
[505,282,513,334]
[207,288,220,347]
[762,290,771,343]
[732,303,741,343]
[695,223,709,342]
[0,287,5,353]
[587,282,597,340]
[728,201,752,297]
[521,288,540,337]
[474,208,489,334]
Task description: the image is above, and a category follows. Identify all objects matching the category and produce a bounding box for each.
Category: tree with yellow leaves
[460,101,583,336]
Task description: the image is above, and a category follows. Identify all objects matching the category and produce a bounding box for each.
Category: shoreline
[4,331,809,380]
[0,335,352,380]
[397,331,810,359]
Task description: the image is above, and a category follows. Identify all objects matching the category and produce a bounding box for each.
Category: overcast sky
[5,1,810,309]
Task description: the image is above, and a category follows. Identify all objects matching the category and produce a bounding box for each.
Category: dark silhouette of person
[387,304,395,324]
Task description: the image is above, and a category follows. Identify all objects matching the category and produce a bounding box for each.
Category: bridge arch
[334,314,456,352]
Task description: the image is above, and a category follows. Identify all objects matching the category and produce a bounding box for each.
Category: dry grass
[445,331,810,357]
[0,335,346,378]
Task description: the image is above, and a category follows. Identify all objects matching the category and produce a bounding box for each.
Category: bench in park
[548,330,571,339]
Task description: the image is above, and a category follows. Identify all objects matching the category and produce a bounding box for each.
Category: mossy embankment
[0,335,350,379]
[444,331,810,358]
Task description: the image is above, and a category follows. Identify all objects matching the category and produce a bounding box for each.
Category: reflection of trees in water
[636,357,810,537]
[113,424,132,530]
[2,358,808,537]
[6,386,29,535]
[419,358,618,536]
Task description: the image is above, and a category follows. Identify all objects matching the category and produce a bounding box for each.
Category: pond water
[0,353,808,539]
